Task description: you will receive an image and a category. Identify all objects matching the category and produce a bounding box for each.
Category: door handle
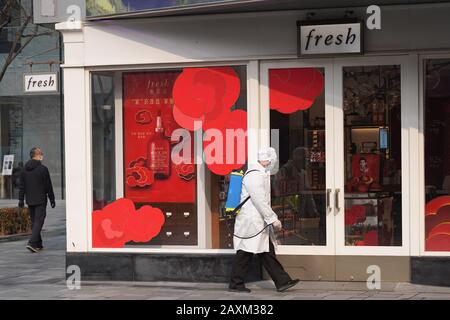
[326,189,332,213]
[334,188,341,215]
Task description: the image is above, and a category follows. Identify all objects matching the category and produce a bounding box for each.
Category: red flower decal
[172,105,203,132]
[171,67,246,176]
[203,109,248,176]
[172,67,240,131]
[92,198,165,248]
[269,68,324,114]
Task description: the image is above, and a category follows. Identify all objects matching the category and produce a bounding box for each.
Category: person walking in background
[18,148,55,253]
[12,161,24,199]
[229,147,299,293]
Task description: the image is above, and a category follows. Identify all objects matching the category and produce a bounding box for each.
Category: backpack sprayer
[224,169,311,243]
[224,170,274,240]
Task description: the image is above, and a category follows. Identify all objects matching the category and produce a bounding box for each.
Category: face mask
[266,160,277,173]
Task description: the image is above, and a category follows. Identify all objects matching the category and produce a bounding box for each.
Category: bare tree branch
[0,18,9,30]
[0,0,15,21]
[0,0,54,83]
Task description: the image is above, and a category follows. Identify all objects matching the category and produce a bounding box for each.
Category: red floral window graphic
[92,198,165,248]
[269,68,324,114]
[425,196,450,251]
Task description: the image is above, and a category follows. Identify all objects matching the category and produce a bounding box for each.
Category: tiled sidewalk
[0,202,449,300]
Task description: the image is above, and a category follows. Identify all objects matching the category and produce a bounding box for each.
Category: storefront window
[424,58,450,252]
[0,96,63,200]
[0,0,63,201]
[87,0,244,17]
[91,66,248,249]
[208,66,247,249]
[269,67,327,246]
[92,73,116,210]
[122,70,198,246]
[343,65,402,247]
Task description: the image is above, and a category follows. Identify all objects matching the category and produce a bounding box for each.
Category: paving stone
[291,296,327,300]
[365,296,401,300]
[1,203,450,300]
[414,294,450,300]
[322,294,354,300]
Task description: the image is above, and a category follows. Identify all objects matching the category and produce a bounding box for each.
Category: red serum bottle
[148,111,171,179]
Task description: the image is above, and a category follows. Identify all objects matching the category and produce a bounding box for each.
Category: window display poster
[2,155,14,176]
[347,154,380,192]
[123,72,196,203]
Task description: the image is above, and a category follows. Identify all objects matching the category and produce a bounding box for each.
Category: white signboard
[298,21,363,56]
[23,72,59,94]
[2,155,15,176]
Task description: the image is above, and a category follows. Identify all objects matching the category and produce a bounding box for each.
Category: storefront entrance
[260,56,410,280]
[58,3,450,285]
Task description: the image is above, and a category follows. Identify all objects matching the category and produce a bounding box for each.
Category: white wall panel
[63,68,89,252]
[77,4,450,68]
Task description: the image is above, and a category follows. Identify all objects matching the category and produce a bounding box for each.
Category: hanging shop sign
[297,19,363,56]
[23,72,59,94]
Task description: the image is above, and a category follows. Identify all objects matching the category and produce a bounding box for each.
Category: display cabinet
[134,203,198,245]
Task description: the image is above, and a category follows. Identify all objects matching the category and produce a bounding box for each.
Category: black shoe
[277,279,300,292]
[228,286,251,293]
[26,245,39,253]
[37,246,44,251]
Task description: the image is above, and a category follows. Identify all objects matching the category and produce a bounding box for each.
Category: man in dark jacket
[19,147,55,253]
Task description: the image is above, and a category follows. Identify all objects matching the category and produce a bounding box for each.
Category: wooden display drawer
[135,202,197,245]
[149,223,198,245]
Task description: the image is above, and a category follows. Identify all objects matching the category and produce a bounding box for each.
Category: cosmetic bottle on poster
[148,111,171,179]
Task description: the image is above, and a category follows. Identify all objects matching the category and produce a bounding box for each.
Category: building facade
[58,1,450,285]
[0,0,64,203]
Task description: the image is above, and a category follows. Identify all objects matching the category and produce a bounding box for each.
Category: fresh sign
[298,21,363,56]
[23,72,59,93]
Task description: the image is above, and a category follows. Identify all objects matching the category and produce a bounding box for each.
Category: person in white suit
[229,147,300,293]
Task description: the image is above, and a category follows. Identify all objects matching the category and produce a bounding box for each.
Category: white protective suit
[233,148,279,254]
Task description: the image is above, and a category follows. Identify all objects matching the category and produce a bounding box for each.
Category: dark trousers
[229,241,291,289]
[28,204,46,248]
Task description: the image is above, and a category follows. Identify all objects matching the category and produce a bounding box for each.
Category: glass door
[333,56,410,256]
[260,60,335,255]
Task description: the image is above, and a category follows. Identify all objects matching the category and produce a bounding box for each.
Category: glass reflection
[424,59,450,252]
[343,65,402,247]
[270,67,327,246]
